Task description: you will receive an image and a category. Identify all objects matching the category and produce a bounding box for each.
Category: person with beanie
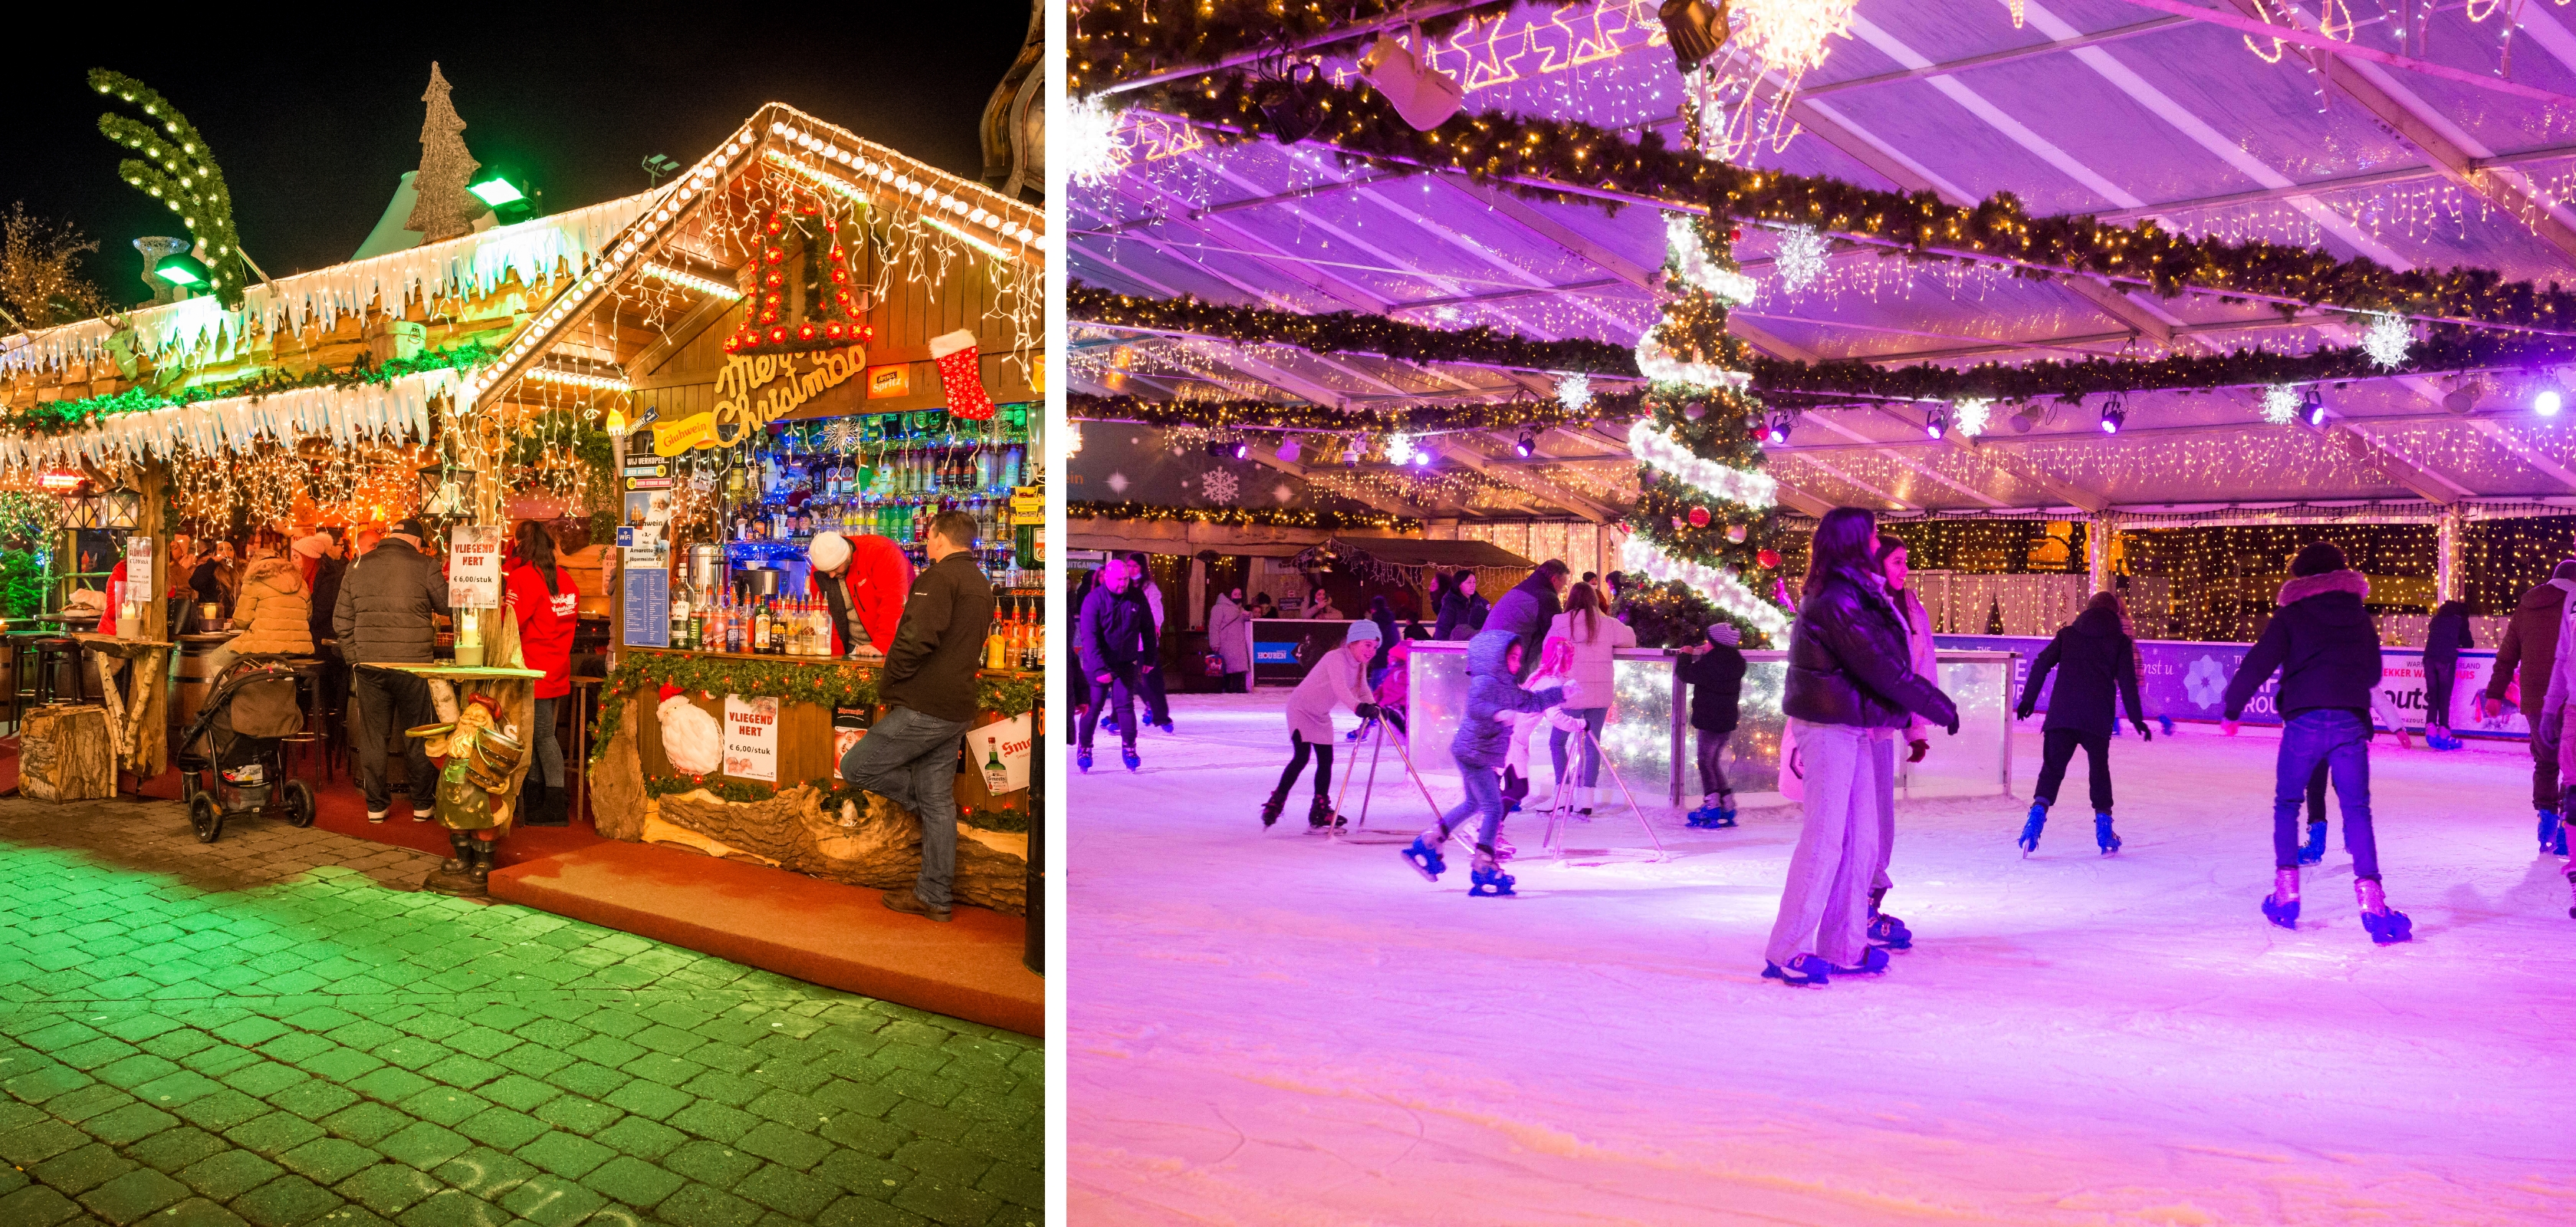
[2222,542,2411,944]
[2015,591,2148,858]
[1262,619,1383,829]
[806,530,912,659]
[1402,628,1573,897]
[1543,581,1637,817]
[1674,622,1747,828]
[2484,559,2576,850]
[1074,559,1156,773]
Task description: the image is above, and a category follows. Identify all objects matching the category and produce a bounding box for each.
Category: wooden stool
[28,639,82,707]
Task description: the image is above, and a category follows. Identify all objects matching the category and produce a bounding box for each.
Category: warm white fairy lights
[1665,213,1760,304]
[2362,312,2415,367]
[2261,383,2302,425]
[1736,0,1863,77]
[1951,397,1994,439]
[1556,372,1594,413]
[1622,535,1793,639]
[1066,96,1130,188]
[1635,329,1751,389]
[639,263,741,300]
[1773,225,1831,294]
[1628,418,1779,508]
[525,366,632,393]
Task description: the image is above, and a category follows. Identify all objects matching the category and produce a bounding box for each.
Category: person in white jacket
[1543,582,1637,816]
[1260,620,1385,830]
[1869,538,1940,946]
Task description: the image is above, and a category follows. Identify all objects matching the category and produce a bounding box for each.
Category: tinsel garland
[640,774,1030,832]
[1073,284,1638,374]
[1137,74,2576,334]
[1067,392,1613,433]
[1070,499,1424,531]
[91,70,248,309]
[2,341,493,438]
[1067,0,1517,94]
[586,650,1040,764]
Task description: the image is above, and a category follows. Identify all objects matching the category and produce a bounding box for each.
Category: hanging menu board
[623,567,669,648]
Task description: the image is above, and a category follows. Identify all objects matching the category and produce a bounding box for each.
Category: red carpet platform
[488,840,1042,1036]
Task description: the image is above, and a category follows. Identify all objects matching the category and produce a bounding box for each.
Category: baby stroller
[176,658,317,843]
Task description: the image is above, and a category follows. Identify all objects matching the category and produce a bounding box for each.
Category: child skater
[1674,622,1747,828]
[2221,543,2411,944]
[1405,628,1573,896]
[1258,620,1385,831]
[2014,591,2150,857]
[1499,638,1575,820]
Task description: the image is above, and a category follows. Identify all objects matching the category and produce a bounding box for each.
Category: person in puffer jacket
[2013,591,2147,859]
[1401,628,1572,897]
[1483,560,1569,682]
[1074,559,1156,772]
[1764,508,1959,987]
[2222,542,2410,944]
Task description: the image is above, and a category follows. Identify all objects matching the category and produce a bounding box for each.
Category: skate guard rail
[1404,644,2018,804]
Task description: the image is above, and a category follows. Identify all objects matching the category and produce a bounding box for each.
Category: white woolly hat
[808,531,851,572]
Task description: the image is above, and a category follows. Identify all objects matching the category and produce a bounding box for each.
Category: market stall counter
[583,646,1037,914]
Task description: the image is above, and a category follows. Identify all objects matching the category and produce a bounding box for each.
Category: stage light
[1206,440,1247,460]
[151,252,207,287]
[1515,430,1536,458]
[468,174,526,207]
[1924,407,1947,440]
[2538,387,2564,417]
[1764,413,1790,445]
[2098,395,2126,435]
[2300,387,2328,427]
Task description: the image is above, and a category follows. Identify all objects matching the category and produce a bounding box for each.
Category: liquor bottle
[808,598,832,658]
[984,611,1005,669]
[787,598,806,657]
[767,599,787,654]
[702,598,718,654]
[669,577,692,650]
[981,741,1008,794]
[728,596,746,654]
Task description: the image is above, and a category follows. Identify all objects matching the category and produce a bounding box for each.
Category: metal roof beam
[1431,436,1612,523]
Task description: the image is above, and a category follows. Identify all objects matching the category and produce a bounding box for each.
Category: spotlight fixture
[1658,0,1728,71]
[2098,395,2127,435]
[2300,387,2328,427]
[1514,430,1536,458]
[1924,407,1947,441]
[468,173,527,208]
[2539,386,2565,417]
[1763,412,1791,446]
[150,252,209,288]
[1205,440,1247,461]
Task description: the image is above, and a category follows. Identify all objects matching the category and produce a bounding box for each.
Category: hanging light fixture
[1515,430,1537,458]
[1924,406,1948,441]
[2098,395,2127,435]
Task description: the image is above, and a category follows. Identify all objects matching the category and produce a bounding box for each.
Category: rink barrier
[1404,643,2019,806]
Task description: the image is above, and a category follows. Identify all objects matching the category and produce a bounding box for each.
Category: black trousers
[1270,732,1335,804]
[353,667,436,814]
[2034,728,2113,813]
[1222,670,1247,694]
[2535,730,2561,813]
[1078,663,1146,749]
[2424,654,2458,729]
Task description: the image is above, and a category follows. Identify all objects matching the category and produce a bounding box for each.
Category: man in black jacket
[2014,592,2149,857]
[1075,558,1157,771]
[334,518,449,824]
[840,510,995,923]
[2221,542,2410,943]
[1484,560,1568,682]
[1676,622,1747,828]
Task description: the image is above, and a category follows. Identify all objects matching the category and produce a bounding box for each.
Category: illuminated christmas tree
[1618,213,1793,647]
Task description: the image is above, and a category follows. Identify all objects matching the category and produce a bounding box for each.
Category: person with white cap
[1259,619,1384,830]
[805,529,912,659]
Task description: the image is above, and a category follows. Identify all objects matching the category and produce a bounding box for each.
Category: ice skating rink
[1068,692,2576,1225]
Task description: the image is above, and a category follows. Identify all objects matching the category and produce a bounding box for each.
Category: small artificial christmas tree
[1618,213,1794,646]
[406,63,485,245]
[90,69,248,308]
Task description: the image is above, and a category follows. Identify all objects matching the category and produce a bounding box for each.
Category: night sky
[0,5,1034,298]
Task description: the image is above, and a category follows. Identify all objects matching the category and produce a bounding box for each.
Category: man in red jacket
[807,531,912,658]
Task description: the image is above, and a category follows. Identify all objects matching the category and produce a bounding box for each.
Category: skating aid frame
[1330,717,1451,844]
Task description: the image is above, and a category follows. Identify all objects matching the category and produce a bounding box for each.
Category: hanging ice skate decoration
[2361,312,2415,367]
[1622,211,1794,645]
[1773,225,1830,294]
[1669,0,1861,162]
[2261,382,2302,426]
[1950,397,1994,439]
[1357,31,1464,131]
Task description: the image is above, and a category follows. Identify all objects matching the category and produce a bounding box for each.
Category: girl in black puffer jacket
[2015,591,2150,857]
[1765,509,1960,987]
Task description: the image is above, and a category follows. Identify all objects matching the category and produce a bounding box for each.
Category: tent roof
[1318,535,1533,569]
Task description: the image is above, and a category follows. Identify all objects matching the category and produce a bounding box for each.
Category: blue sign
[1254,641,1300,664]
[623,567,669,648]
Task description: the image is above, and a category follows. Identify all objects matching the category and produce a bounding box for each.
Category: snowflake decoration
[1384,433,1419,465]
[1200,468,1240,504]
[824,419,857,450]
[1066,421,1083,457]
[2362,313,2414,368]
[1774,225,1829,293]
[1950,397,1993,438]
[2260,383,2301,425]
[1556,373,1594,413]
[1066,96,1129,188]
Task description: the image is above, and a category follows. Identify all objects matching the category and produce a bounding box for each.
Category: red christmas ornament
[1687,506,1710,528]
[1728,225,1743,242]
[1756,548,1783,569]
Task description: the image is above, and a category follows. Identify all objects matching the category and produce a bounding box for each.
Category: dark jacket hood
[2518,577,2576,612]
[2071,605,2124,637]
[2279,569,2371,627]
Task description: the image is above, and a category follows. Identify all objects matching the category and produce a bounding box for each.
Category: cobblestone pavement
[0,798,1043,1227]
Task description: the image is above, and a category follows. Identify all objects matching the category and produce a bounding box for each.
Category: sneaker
[366,810,387,824]
[880,890,951,923]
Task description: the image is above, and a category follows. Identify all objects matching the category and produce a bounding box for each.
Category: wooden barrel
[173,635,232,732]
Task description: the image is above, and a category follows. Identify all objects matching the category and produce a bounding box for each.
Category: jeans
[2034,728,2114,812]
[1766,721,1891,968]
[1694,727,1733,797]
[531,697,564,788]
[1438,765,1510,851]
[1078,663,1148,748]
[1548,707,1609,788]
[840,706,970,910]
[353,666,436,814]
[2272,709,2379,879]
[1269,732,1335,805]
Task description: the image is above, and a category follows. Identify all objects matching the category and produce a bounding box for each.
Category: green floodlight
[153,252,209,287]
[468,173,526,207]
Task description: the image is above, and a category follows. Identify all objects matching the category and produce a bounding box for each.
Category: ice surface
[1070,692,2576,1225]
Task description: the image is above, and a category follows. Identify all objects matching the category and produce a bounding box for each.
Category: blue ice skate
[1867,913,1912,950]
[1761,954,1831,986]
[1467,854,1516,897]
[2297,821,2328,866]
[2262,868,2301,929]
[1121,745,1142,772]
[2542,810,2562,854]
[2157,715,2174,736]
[1684,803,1713,827]
[1715,799,1737,827]
[2557,824,2570,857]
[1076,746,1093,773]
[1401,833,1447,881]
[2017,801,2048,856]
[2356,881,2413,945]
[1829,947,1891,976]
[2095,812,2121,855]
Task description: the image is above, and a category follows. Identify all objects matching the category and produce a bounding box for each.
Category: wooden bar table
[70,633,176,791]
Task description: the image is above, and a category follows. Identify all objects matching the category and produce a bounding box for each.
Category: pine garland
[1068,0,1517,93]
[1068,392,1617,433]
[1135,73,2576,334]
[1073,283,1636,374]
[2,341,494,437]
[587,650,1039,765]
[91,70,247,308]
[1071,499,1423,531]
[641,774,1030,834]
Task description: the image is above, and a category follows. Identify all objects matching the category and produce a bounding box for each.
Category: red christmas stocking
[928,328,996,421]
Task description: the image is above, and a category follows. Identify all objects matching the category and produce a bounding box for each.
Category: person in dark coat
[1674,621,1747,828]
[1483,561,1569,681]
[2423,599,2472,744]
[1074,559,1158,771]
[333,518,449,824]
[2223,542,2410,943]
[1434,570,1490,640]
[2482,560,2576,844]
[2015,592,2148,856]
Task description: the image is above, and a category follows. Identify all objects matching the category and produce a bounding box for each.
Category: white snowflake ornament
[1201,468,1240,504]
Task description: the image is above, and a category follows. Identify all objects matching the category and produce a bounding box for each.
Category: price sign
[449,525,503,609]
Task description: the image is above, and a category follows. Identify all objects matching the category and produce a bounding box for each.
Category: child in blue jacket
[1403,627,1572,896]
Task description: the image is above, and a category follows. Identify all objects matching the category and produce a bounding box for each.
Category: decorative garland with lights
[1066,392,1612,433]
[1072,284,1638,374]
[641,773,1030,833]
[587,650,1039,765]
[1070,499,1424,532]
[722,204,875,355]
[1135,74,2576,334]
[1067,0,1518,94]
[0,341,494,438]
[91,70,248,308]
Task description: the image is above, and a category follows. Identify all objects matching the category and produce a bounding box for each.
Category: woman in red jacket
[504,521,580,826]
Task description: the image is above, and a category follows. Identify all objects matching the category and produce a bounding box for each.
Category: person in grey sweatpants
[1765,722,1894,972]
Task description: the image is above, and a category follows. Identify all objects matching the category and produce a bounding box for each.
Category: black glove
[2015,707,2034,722]
[1944,717,1961,737]
[1355,702,1382,720]
[2134,719,2152,742]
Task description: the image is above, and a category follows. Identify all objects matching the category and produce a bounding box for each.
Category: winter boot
[1401,826,1450,880]
[1761,954,1831,986]
[1258,794,1286,829]
[2095,812,2121,855]
[1714,794,1738,828]
[2297,820,2328,866]
[2354,878,2413,944]
[1467,849,1516,897]
[2262,867,2302,929]
[1121,744,1142,772]
[1829,946,1891,976]
[466,837,495,883]
[1306,795,1338,831]
[2542,810,2563,854]
[2017,801,2049,856]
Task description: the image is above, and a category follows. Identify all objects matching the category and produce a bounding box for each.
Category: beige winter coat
[228,558,314,655]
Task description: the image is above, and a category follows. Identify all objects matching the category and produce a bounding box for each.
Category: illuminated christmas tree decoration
[1665,213,1759,304]
[1626,418,1778,508]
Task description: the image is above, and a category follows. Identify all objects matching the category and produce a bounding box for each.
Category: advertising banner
[969,713,1034,794]
[448,525,504,609]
